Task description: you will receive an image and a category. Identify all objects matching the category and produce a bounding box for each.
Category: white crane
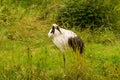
[48,24,84,69]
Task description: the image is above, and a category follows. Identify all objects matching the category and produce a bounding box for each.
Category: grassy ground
[0,1,120,80]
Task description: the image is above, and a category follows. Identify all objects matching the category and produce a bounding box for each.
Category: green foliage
[0,0,120,80]
[0,1,26,26]
[56,0,120,31]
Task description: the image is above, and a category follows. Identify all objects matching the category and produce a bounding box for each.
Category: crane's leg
[62,52,66,77]
[62,52,66,71]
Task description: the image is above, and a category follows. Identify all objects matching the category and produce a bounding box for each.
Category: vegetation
[0,0,120,80]
[56,0,120,31]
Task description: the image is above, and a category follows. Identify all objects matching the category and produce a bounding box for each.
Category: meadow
[0,0,120,80]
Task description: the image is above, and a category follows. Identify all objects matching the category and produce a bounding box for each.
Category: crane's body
[48,24,84,69]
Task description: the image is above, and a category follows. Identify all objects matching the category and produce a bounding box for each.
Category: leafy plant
[56,0,120,31]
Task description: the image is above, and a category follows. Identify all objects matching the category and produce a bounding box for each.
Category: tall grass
[0,0,120,80]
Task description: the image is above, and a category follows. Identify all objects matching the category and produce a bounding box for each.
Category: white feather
[48,24,77,51]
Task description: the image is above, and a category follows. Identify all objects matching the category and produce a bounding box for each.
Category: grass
[0,20,120,80]
[0,0,120,80]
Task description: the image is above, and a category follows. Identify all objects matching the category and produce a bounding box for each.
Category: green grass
[0,21,120,80]
[0,0,120,80]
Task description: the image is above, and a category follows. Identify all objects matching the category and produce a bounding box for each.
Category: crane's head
[48,24,61,38]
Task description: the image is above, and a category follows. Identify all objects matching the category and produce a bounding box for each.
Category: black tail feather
[68,36,84,54]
